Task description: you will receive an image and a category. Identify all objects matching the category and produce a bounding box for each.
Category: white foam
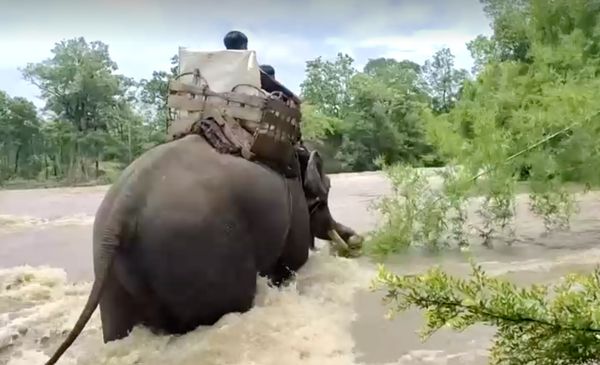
[5,245,600,365]
[0,214,95,231]
[2,251,378,365]
[0,266,97,363]
[7,350,54,365]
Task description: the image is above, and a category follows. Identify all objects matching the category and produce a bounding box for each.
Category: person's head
[260,64,275,78]
[224,30,248,50]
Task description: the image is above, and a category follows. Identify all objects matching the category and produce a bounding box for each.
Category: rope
[417,113,597,208]
[466,121,580,184]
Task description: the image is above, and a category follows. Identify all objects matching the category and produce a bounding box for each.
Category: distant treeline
[0,0,499,187]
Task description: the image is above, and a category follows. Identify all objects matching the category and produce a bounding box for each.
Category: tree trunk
[80,157,87,179]
[128,119,132,163]
[14,145,21,176]
[44,154,49,179]
[53,155,58,177]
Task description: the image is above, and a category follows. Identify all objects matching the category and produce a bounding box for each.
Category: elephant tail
[44,187,133,365]
[43,239,119,365]
[44,245,118,365]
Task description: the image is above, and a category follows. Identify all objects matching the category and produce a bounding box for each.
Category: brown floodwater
[1,170,599,365]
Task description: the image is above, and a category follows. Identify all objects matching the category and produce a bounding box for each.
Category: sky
[0,0,493,107]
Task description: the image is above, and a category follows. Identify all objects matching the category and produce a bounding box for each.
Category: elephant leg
[98,264,141,342]
[266,258,296,287]
[99,252,169,342]
[266,181,311,287]
[271,230,310,286]
[267,232,313,287]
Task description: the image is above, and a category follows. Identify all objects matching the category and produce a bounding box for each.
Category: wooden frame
[166,69,302,169]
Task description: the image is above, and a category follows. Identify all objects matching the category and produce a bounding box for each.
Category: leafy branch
[364,86,598,256]
[372,262,600,365]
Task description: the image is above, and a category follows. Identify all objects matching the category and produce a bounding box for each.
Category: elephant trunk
[326,220,364,255]
[327,228,350,251]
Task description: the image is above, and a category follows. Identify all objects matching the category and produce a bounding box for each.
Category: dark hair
[224,30,248,50]
[260,64,275,77]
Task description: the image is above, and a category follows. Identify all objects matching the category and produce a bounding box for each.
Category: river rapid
[1,170,600,365]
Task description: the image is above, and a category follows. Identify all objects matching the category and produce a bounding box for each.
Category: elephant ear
[296,144,311,183]
[304,150,328,199]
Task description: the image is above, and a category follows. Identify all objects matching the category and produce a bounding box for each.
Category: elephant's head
[297,146,364,256]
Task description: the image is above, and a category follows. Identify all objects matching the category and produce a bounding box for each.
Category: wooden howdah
[166,68,303,172]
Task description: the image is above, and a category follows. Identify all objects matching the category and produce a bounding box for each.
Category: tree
[300,53,356,119]
[0,92,41,181]
[422,48,470,113]
[0,36,160,186]
[20,37,129,180]
[363,58,428,97]
[7,97,41,178]
[364,58,422,77]
[298,53,357,172]
[138,54,179,135]
[299,54,443,172]
[21,38,122,132]
[300,103,344,141]
[467,35,501,74]
[335,66,436,171]
[479,0,532,63]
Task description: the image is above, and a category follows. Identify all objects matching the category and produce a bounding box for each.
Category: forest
[3,0,600,363]
[0,18,469,187]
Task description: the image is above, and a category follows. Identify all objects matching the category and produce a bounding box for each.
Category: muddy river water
[1,170,599,365]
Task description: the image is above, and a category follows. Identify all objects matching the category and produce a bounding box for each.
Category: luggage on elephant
[166,47,303,175]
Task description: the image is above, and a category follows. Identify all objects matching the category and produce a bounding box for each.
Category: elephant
[44,133,363,365]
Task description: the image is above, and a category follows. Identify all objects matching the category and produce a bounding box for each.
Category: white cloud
[323,24,493,73]
[361,30,484,71]
[0,0,493,105]
[0,39,54,69]
[304,0,437,35]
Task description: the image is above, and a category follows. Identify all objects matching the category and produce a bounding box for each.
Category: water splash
[0,215,95,232]
[2,251,376,365]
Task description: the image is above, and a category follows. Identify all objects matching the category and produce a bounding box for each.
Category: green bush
[372,262,600,365]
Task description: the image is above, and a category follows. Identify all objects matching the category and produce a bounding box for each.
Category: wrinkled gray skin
[44,134,362,365]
